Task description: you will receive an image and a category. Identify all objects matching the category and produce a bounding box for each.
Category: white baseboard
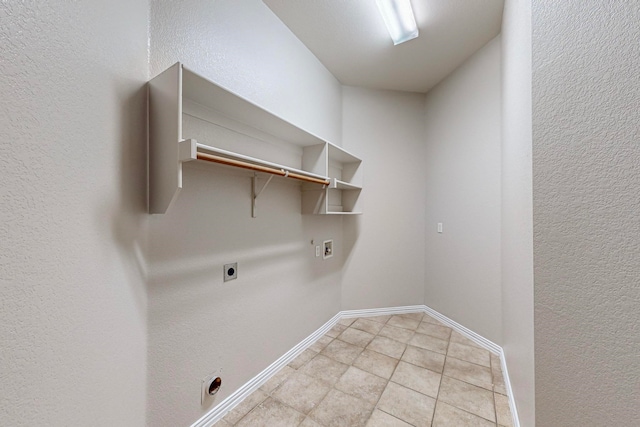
[339,305,428,318]
[421,305,502,355]
[498,347,521,427]
[190,312,341,427]
[191,305,520,427]
[418,305,520,427]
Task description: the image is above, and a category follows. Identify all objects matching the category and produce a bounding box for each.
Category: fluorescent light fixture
[375,0,419,45]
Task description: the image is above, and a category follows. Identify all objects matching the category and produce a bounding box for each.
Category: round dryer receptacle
[208,377,222,396]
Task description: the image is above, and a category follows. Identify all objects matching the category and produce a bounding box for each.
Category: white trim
[421,305,502,355]
[499,348,521,427]
[190,305,520,427]
[339,305,427,319]
[418,305,521,427]
[190,312,341,427]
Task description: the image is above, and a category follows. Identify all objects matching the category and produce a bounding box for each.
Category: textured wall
[341,87,427,310]
[501,0,535,425]
[0,1,149,426]
[147,1,344,425]
[533,1,640,425]
[150,0,342,145]
[422,37,503,344]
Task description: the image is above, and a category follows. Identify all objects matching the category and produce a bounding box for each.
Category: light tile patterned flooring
[215,312,513,427]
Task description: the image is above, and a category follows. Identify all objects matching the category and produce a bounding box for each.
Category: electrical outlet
[224,263,237,281]
[437,223,443,233]
[201,369,223,405]
[315,245,321,257]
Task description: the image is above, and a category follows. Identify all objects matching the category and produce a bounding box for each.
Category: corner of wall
[422,35,503,344]
[500,0,535,425]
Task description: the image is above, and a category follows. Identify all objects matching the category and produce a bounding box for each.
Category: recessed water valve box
[323,240,333,259]
[224,263,237,281]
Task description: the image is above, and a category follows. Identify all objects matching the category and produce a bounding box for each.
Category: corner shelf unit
[148,62,362,216]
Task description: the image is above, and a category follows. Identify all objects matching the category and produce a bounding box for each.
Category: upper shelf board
[330,179,361,191]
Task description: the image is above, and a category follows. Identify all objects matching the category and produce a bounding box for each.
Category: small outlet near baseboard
[224,263,237,282]
[201,369,223,405]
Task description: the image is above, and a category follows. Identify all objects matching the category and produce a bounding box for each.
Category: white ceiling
[263,0,504,93]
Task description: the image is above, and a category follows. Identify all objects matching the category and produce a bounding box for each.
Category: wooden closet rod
[196,152,330,186]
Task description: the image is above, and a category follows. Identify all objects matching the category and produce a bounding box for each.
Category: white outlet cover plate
[323,240,333,259]
[224,263,238,281]
[201,368,223,405]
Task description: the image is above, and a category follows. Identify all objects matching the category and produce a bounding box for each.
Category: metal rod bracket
[252,173,274,218]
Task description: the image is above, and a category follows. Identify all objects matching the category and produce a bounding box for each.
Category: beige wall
[341,87,427,310]
[146,1,345,425]
[533,1,640,425]
[14,2,633,426]
[422,37,503,344]
[149,0,342,145]
[501,0,535,425]
[0,1,149,425]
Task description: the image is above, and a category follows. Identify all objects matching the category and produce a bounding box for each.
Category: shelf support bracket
[252,173,274,218]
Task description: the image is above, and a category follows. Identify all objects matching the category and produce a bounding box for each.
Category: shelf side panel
[302,144,328,176]
[342,161,363,187]
[149,62,182,214]
[342,188,362,214]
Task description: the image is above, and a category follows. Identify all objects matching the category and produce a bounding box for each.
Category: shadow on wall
[103,80,148,313]
[343,214,362,265]
[144,161,351,316]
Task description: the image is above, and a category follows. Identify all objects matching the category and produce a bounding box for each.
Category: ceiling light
[375,0,419,45]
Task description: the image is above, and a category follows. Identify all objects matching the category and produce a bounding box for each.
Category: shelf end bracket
[252,173,274,218]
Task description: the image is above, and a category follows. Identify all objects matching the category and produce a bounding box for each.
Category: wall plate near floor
[201,368,223,405]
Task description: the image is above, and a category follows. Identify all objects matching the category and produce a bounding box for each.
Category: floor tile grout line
[277,338,355,426]
[272,369,333,420]
[227,391,269,426]
[360,314,394,425]
[311,315,391,427]
[332,315,392,426]
[441,327,496,425]
[376,408,420,427]
[439,372,496,394]
[367,315,419,427]
[437,332,500,425]
[493,391,500,427]
[430,327,452,427]
[380,313,439,427]
[219,313,511,427]
[435,397,500,426]
[445,352,493,369]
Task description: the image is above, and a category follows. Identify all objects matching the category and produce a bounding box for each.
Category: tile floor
[215,312,513,427]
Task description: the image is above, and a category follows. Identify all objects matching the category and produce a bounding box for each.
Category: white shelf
[330,179,361,191]
[301,142,362,215]
[148,62,362,216]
